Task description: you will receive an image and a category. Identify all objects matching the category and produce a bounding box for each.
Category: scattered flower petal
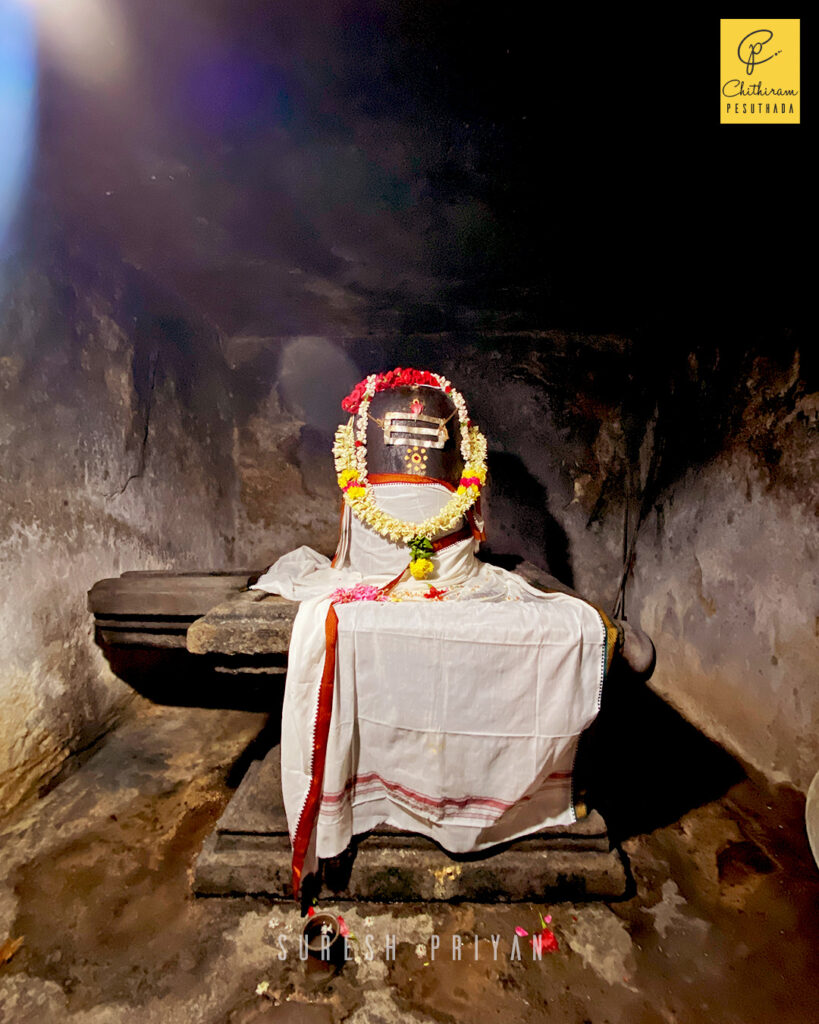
[515,926,529,937]
[330,583,388,603]
[307,906,315,918]
[530,927,559,953]
[255,980,270,996]
[338,915,350,937]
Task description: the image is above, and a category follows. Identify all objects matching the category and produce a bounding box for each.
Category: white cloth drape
[252,481,608,882]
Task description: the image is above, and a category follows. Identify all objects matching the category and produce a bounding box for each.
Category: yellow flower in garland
[409,557,434,580]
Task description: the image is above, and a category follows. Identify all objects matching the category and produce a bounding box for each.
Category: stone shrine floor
[1,697,818,1024]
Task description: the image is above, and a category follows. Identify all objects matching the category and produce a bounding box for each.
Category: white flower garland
[333,372,487,547]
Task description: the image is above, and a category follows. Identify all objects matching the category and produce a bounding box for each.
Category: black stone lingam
[365,385,464,484]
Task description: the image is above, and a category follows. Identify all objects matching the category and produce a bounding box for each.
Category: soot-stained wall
[630,346,818,791]
[0,241,234,815]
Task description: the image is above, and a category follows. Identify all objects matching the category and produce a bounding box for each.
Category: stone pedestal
[87,572,291,709]
[90,561,632,901]
[193,743,628,901]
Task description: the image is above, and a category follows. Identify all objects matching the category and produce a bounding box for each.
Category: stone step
[184,561,575,657]
[195,830,627,902]
[194,746,628,902]
[94,618,191,648]
[88,570,255,619]
[186,590,297,656]
[88,570,289,710]
[88,563,595,660]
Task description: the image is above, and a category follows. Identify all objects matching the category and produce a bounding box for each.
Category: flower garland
[333,368,487,580]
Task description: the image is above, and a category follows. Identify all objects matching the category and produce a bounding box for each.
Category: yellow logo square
[720,19,800,124]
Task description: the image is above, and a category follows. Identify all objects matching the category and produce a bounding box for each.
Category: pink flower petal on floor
[338,916,350,937]
[515,926,528,937]
[545,915,552,924]
[307,906,315,918]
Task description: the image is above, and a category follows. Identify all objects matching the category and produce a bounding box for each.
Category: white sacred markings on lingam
[382,412,452,449]
[403,445,429,474]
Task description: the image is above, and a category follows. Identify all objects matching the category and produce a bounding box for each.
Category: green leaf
[409,535,434,559]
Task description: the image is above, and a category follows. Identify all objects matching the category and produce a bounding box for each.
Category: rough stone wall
[631,352,818,791]
[0,243,241,816]
[226,336,346,569]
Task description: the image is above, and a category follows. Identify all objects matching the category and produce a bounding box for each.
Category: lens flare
[19,0,131,86]
[0,2,37,260]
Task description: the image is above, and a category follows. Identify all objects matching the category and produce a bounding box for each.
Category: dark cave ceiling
[21,1,708,341]
[10,1,805,343]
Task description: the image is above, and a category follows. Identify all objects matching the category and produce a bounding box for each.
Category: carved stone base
[194,745,628,902]
[88,566,639,901]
